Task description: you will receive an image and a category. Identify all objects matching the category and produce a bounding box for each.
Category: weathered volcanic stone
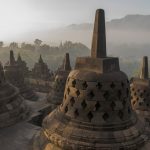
[0,62,29,128]
[32,55,52,81]
[4,50,37,101]
[16,53,29,77]
[131,56,150,124]
[47,53,71,110]
[32,9,147,150]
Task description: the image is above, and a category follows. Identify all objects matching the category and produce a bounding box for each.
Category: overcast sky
[1,0,150,41]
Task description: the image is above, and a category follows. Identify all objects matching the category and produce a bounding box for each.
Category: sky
[0,0,150,42]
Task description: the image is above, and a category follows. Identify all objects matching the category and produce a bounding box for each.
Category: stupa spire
[91,9,106,58]
[17,53,22,62]
[39,54,43,63]
[140,56,149,79]
[63,53,71,71]
[10,50,16,65]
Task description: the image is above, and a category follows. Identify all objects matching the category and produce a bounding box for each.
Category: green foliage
[0,41,90,71]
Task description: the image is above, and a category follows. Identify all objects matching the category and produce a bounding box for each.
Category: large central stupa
[33,9,147,150]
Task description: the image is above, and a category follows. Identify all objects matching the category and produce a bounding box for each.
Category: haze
[1,0,150,43]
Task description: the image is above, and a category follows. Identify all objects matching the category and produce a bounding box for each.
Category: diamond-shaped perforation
[95,101,100,111]
[70,97,75,106]
[132,101,136,105]
[103,91,110,100]
[118,110,124,120]
[126,88,129,96]
[140,93,143,97]
[110,101,116,111]
[64,94,67,99]
[67,77,70,83]
[118,90,122,99]
[110,82,115,89]
[139,102,143,106]
[103,112,109,121]
[65,106,68,113]
[67,87,70,95]
[121,82,125,88]
[88,91,95,99]
[122,99,126,106]
[96,82,102,89]
[127,79,129,83]
[82,81,88,89]
[128,107,131,114]
[76,90,80,97]
[72,79,76,87]
[74,109,79,118]
[81,100,87,109]
[87,111,93,122]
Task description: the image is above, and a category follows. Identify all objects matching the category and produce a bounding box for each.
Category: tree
[34,39,42,46]
[34,39,42,51]
[9,42,18,49]
[40,44,50,53]
[21,42,35,51]
[0,41,4,48]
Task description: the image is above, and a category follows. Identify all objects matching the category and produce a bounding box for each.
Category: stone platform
[0,92,49,150]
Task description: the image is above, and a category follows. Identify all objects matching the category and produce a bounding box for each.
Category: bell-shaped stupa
[0,62,29,128]
[47,53,71,110]
[16,53,29,77]
[32,55,52,81]
[4,50,37,101]
[32,9,147,150]
[131,56,150,121]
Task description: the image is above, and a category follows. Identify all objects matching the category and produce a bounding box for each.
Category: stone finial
[17,53,22,62]
[140,56,149,79]
[91,9,106,58]
[0,62,5,81]
[10,50,16,65]
[63,53,71,71]
[39,54,43,63]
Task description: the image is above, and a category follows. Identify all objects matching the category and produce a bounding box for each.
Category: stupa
[0,62,28,128]
[47,53,71,110]
[131,56,150,122]
[4,50,37,101]
[32,55,52,81]
[16,53,29,77]
[32,9,147,150]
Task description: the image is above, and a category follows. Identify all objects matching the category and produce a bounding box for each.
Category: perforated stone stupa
[47,53,71,110]
[131,56,150,122]
[16,53,29,77]
[4,50,37,101]
[32,9,147,150]
[32,55,52,81]
[0,62,28,128]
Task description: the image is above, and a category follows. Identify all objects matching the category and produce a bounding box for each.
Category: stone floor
[0,92,48,150]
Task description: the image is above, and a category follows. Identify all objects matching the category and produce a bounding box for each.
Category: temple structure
[47,53,71,110]
[130,56,150,123]
[4,50,37,101]
[16,53,29,77]
[31,55,52,81]
[0,62,28,128]
[32,9,148,150]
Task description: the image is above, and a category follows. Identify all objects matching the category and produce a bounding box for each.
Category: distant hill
[67,15,150,31]
[107,14,150,30]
